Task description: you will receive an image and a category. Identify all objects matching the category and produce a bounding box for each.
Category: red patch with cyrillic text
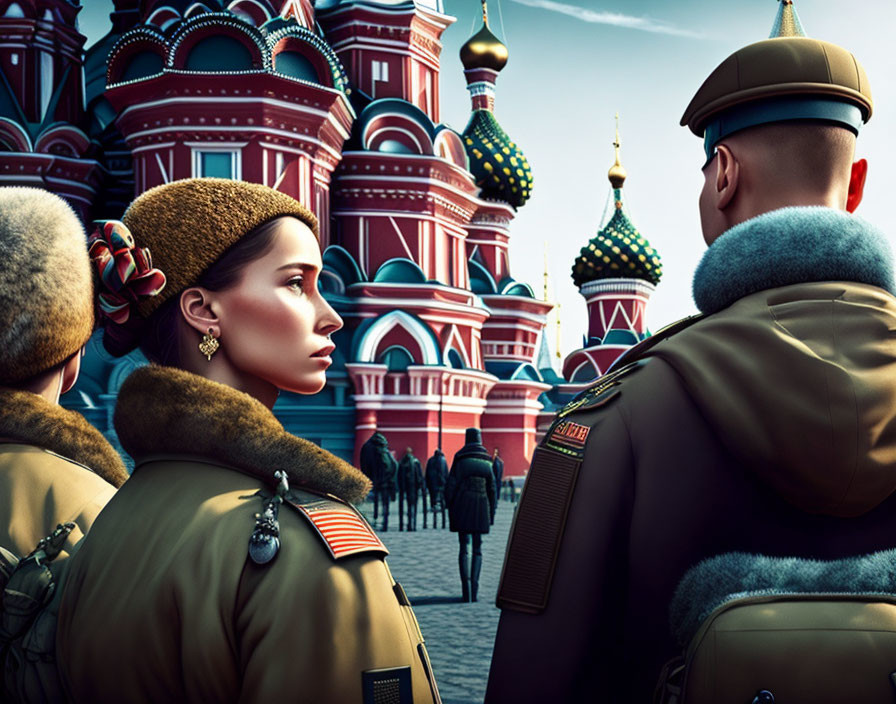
[548,420,591,451]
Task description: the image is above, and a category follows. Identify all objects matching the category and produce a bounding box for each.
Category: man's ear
[715,144,740,211]
[847,158,867,213]
[59,351,82,395]
[180,287,220,337]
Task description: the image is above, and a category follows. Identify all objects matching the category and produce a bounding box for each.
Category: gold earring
[199,328,219,361]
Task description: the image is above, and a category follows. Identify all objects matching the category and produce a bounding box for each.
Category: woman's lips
[311,344,336,358]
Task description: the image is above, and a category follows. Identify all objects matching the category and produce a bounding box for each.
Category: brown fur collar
[114,365,371,504]
[0,388,128,488]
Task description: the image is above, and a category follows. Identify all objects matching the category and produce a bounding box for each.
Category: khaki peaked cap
[682,37,872,137]
[122,178,318,318]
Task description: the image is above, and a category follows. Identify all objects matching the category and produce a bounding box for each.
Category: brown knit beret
[121,178,318,318]
[0,187,94,385]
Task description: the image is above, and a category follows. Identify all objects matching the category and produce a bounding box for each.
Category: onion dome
[572,128,662,287]
[460,1,508,72]
[463,110,532,208]
[770,0,806,38]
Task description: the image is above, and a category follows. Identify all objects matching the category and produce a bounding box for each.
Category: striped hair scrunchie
[88,220,167,325]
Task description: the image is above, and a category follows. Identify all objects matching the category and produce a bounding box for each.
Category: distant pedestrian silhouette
[425,448,448,529]
[446,428,496,602]
[398,447,424,531]
[360,430,396,530]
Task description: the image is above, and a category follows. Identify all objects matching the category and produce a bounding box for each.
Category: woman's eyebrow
[276,262,319,273]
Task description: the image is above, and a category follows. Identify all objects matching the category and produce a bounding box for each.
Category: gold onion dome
[463,111,532,208]
[460,2,508,72]
[572,130,662,287]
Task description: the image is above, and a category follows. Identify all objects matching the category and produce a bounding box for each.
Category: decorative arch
[107,27,168,86]
[184,2,213,18]
[357,99,436,156]
[323,245,366,286]
[270,36,330,86]
[378,345,414,372]
[262,19,348,92]
[227,0,272,26]
[146,5,181,30]
[442,324,470,368]
[170,13,268,71]
[570,360,598,383]
[354,311,441,366]
[434,126,469,170]
[35,124,90,157]
[373,258,427,285]
[468,258,497,295]
[0,118,33,152]
[498,277,535,298]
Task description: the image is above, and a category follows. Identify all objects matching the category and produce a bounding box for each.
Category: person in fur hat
[0,187,128,561]
[56,178,440,703]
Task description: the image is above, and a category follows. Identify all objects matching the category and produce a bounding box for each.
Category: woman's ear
[179,287,220,337]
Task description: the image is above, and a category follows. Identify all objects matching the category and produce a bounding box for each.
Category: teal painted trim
[703,98,864,163]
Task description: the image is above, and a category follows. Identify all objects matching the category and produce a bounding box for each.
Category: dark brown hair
[104,218,284,364]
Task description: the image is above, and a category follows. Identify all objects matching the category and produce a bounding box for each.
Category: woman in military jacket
[56,179,440,704]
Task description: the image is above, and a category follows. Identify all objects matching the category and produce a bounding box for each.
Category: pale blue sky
[78,1,896,362]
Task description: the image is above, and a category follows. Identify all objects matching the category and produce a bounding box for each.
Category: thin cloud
[508,0,704,39]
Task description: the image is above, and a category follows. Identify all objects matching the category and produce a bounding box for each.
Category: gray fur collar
[0,387,128,488]
[114,365,371,504]
[693,207,896,314]
[670,550,896,647]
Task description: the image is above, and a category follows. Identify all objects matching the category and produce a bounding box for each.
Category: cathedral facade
[0,0,662,474]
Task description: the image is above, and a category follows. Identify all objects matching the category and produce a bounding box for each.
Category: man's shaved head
[699,122,861,244]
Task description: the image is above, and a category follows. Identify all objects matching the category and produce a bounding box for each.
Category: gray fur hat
[0,187,94,384]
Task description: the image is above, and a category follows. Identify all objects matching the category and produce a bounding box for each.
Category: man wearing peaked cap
[487,4,896,702]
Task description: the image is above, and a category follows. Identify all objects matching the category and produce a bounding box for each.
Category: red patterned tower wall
[582,278,654,341]
[466,199,511,283]
[317,4,453,123]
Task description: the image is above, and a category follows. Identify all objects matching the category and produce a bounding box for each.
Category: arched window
[185,35,254,71]
[447,349,465,370]
[378,346,414,372]
[119,51,164,83]
[274,51,319,83]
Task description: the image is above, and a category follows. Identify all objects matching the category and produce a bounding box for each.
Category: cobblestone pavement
[357,497,517,704]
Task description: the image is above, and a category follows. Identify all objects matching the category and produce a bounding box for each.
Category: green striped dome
[572,189,662,286]
[462,110,532,208]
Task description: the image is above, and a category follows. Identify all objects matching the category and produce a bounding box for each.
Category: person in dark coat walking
[445,428,496,602]
[425,448,448,529]
[360,431,396,530]
[398,447,424,531]
[491,448,504,494]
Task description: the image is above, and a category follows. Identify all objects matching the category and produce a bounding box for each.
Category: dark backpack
[0,522,75,703]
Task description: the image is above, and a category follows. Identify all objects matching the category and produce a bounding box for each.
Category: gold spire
[608,113,627,189]
[460,0,509,72]
[543,241,549,302]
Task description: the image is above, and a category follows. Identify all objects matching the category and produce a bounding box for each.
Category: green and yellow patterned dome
[572,134,662,286]
[463,110,532,208]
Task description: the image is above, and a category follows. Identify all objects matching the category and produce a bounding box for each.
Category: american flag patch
[287,498,389,560]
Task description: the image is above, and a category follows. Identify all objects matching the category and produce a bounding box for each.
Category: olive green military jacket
[0,388,127,560]
[57,366,440,704]
[488,208,896,703]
